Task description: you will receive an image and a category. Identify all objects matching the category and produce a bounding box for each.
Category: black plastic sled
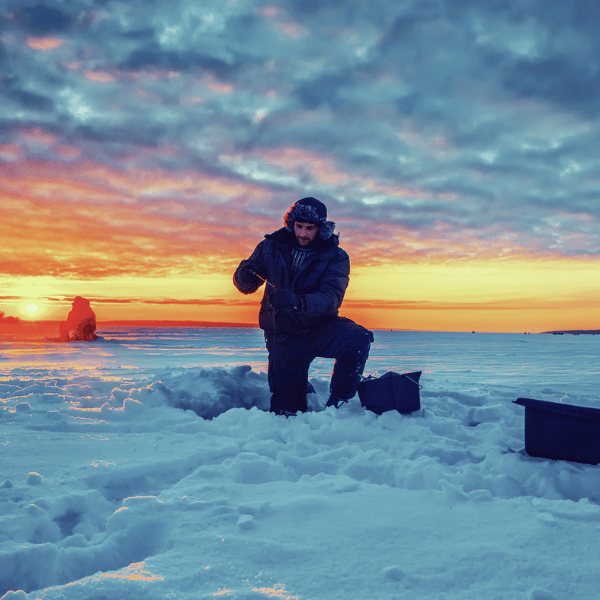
[514,397,600,465]
[358,371,422,415]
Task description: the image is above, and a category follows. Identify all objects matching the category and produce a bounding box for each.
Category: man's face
[294,221,318,246]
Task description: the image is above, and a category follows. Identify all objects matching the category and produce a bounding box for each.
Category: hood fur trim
[284,204,336,240]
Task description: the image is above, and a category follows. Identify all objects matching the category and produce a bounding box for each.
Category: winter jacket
[234,227,350,335]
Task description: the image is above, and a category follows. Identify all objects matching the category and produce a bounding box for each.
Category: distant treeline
[0,311,21,324]
[544,330,600,335]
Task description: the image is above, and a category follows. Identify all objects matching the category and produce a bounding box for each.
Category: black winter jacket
[234,228,350,334]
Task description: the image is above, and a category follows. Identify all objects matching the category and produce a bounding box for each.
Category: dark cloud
[119,47,244,79]
[502,57,600,114]
[58,296,256,307]
[2,87,54,112]
[71,123,166,147]
[119,28,156,41]
[296,73,350,110]
[15,4,72,34]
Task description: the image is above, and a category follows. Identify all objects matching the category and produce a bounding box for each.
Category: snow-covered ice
[2,326,600,600]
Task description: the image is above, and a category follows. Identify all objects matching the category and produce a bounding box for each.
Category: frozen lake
[2,327,600,600]
[3,327,599,406]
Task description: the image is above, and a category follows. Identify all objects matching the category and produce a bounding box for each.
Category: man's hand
[269,289,299,311]
[237,261,263,285]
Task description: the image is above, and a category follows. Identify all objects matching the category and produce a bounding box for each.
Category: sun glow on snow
[252,586,299,599]
[213,586,298,599]
[95,561,164,582]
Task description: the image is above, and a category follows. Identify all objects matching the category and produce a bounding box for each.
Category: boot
[325,394,348,409]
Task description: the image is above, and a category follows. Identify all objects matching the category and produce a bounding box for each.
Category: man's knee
[338,326,373,361]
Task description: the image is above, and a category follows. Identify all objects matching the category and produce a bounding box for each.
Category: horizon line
[2,319,557,333]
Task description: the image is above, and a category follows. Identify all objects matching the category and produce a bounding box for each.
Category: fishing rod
[250,270,275,289]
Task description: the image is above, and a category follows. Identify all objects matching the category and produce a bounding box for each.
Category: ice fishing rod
[250,270,275,289]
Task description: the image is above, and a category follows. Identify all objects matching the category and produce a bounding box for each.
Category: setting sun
[25,304,38,314]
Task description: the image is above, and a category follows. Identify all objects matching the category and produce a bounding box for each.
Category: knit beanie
[284,197,336,240]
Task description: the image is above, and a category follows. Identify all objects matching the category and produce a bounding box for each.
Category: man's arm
[233,242,266,295]
[298,252,350,317]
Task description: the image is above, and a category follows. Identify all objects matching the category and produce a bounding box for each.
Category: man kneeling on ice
[234,197,374,415]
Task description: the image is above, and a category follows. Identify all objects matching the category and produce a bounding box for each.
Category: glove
[269,289,299,311]
[237,261,262,285]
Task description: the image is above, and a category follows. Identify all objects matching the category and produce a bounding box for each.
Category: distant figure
[59,296,98,342]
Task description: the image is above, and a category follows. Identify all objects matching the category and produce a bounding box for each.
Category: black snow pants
[265,316,374,414]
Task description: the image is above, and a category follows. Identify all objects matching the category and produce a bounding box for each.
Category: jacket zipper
[291,253,317,291]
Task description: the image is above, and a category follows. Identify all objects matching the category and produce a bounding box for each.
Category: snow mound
[126,365,271,418]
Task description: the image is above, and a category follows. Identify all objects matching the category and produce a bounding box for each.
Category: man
[234,197,374,415]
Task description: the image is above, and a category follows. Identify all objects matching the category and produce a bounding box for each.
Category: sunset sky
[2,0,600,332]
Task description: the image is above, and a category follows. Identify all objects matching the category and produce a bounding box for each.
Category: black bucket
[358,371,422,415]
[514,397,600,465]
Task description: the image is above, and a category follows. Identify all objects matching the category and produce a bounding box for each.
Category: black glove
[237,261,262,285]
[269,289,299,311]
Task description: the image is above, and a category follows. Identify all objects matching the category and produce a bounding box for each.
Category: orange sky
[5,261,600,334]
[3,155,600,333]
[3,3,600,335]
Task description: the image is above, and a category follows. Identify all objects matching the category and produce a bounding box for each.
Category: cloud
[2,87,54,111]
[14,5,73,35]
[2,0,600,285]
[44,296,257,307]
[0,157,281,278]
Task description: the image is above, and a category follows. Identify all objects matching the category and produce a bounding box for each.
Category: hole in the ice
[54,510,82,537]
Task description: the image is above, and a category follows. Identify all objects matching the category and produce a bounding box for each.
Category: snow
[1,327,600,600]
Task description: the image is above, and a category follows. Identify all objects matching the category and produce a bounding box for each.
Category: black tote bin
[358,371,422,415]
[514,397,600,465]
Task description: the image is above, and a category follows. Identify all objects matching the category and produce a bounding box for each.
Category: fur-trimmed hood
[267,227,339,251]
[284,197,336,241]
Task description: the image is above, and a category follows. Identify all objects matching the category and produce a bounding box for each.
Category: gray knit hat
[284,197,336,240]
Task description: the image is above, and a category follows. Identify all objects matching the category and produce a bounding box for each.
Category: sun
[25,304,38,314]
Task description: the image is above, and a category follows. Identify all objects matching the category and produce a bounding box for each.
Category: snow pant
[265,316,374,414]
